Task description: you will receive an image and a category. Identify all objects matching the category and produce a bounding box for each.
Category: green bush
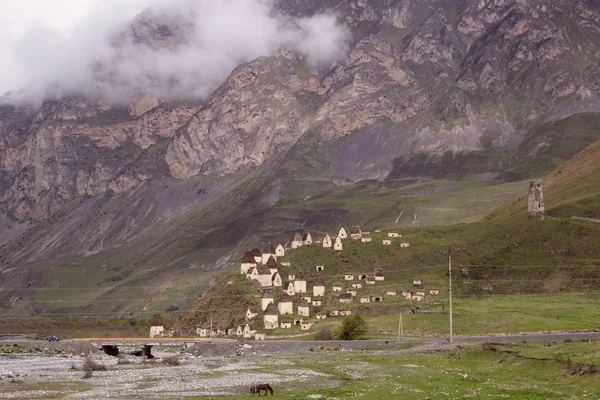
[334,315,368,340]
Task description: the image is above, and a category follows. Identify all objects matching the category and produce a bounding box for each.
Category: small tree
[334,315,368,340]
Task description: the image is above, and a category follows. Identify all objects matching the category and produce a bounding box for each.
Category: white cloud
[0,0,99,36]
[0,0,139,96]
[1,0,350,104]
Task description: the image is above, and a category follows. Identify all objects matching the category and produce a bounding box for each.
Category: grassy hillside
[543,138,600,218]
[491,136,600,219]
[172,139,600,337]
[0,175,526,322]
[275,179,528,229]
[171,214,600,336]
[173,273,261,334]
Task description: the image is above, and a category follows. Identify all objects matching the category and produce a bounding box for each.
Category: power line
[0,285,207,292]
[1,284,599,307]
[2,264,597,292]
[454,265,600,268]
[2,290,599,319]
[1,276,597,295]
[1,277,598,304]
[0,308,245,317]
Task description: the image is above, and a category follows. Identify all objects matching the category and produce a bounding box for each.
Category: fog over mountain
[4,0,349,104]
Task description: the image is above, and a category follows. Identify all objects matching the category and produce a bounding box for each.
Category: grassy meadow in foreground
[186,340,600,400]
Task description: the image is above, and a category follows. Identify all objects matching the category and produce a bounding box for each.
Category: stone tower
[528,180,544,215]
[149,312,164,338]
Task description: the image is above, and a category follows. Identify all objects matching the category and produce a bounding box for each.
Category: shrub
[334,315,368,340]
[82,358,107,379]
[314,329,332,341]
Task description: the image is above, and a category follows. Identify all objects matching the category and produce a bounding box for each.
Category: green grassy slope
[173,138,600,337]
[543,138,600,218]
[276,179,528,229]
[0,174,527,323]
[491,136,600,219]
[186,341,600,400]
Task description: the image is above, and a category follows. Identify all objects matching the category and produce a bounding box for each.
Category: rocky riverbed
[0,352,331,399]
[0,338,417,399]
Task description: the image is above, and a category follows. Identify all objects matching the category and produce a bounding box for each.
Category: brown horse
[251,384,273,396]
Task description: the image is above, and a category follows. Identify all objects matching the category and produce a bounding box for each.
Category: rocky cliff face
[0,99,197,221]
[3,0,600,315]
[166,51,319,179]
[5,0,600,223]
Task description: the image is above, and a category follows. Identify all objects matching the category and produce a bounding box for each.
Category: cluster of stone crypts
[383,232,410,247]
[240,227,414,335]
[401,279,440,302]
[187,226,429,340]
[241,244,285,287]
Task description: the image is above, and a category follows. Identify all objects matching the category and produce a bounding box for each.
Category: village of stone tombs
[150,226,446,341]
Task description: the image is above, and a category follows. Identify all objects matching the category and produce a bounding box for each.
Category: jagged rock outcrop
[128,94,160,118]
[166,53,317,179]
[1,101,197,220]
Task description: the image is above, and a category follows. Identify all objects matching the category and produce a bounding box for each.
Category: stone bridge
[73,337,226,358]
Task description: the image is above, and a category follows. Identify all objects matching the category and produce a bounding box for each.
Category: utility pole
[210,313,213,342]
[448,248,453,343]
[397,311,403,339]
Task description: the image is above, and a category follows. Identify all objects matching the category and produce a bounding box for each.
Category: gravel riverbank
[0,353,329,399]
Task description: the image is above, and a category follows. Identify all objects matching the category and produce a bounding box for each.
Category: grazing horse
[251,384,274,396]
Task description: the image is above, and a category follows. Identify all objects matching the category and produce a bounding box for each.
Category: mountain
[2,0,600,319]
